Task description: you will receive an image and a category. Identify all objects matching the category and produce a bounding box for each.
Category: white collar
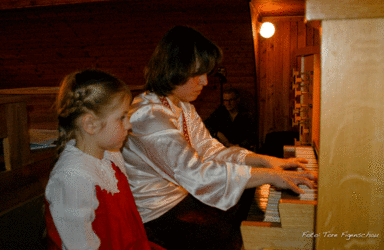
[62,140,125,194]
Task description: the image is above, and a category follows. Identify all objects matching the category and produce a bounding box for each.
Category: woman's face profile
[170,74,208,103]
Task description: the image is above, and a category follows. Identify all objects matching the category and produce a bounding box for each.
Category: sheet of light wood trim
[241,201,316,250]
[306,0,384,20]
[316,18,384,249]
[279,200,316,229]
[241,221,314,250]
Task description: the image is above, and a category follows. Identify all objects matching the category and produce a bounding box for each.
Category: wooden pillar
[306,0,384,249]
[0,96,31,170]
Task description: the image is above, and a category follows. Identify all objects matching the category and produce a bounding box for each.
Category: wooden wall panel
[281,21,292,131]
[25,94,57,129]
[254,16,320,146]
[0,1,256,124]
[249,1,260,147]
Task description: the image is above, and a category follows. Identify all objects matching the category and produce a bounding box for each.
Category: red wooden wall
[0,1,256,129]
[0,1,320,149]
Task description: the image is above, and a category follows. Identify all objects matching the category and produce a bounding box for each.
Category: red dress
[45,162,165,250]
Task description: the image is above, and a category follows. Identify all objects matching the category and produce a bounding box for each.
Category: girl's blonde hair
[56,69,131,155]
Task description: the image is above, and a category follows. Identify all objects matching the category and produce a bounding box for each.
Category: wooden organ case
[241,51,321,250]
[242,1,384,249]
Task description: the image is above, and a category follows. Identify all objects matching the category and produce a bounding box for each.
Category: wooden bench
[0,90,57,249]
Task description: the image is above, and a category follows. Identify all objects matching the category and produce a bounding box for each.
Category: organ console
[241,2,384,247]
[240,48,321,250]
[241,145,318,250]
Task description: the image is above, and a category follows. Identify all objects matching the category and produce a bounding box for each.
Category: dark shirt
[204,106,257,150]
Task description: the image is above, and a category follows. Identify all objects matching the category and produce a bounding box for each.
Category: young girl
[45,69,165,250]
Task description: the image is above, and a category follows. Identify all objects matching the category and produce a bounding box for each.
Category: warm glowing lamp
[260,22,275,38]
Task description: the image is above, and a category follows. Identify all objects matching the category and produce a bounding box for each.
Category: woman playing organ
[122,25,316,250]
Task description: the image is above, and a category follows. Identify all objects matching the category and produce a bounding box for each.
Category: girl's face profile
[95,95,131,152]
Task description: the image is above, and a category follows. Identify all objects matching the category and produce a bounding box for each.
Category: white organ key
[263,186,282,223]
[297,147,318,201]
[262,146,318,224]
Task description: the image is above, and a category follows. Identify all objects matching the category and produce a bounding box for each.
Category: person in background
[45,69,165,250]
[204,87,257,151]
[123,26,316,250]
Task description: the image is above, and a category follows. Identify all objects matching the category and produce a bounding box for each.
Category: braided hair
[56,69,131,155]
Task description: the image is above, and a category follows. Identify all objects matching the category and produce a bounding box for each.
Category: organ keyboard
[241,146,318,250]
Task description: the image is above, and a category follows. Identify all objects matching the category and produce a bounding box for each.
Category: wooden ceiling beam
[261,15,304,22]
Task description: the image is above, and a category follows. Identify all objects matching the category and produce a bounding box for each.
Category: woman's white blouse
[123,92,252,223]
[45,140,127,250]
